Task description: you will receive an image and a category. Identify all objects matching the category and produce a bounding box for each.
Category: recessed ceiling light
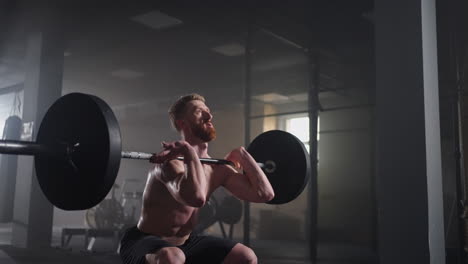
[110,69,144,79]
[211,43,245,57]
[132,10,183,30]
[252,92,289,103]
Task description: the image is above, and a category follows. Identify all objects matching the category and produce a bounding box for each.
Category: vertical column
[374,0,445,263]
[11,1,64,249]
[306,50,319,263]
[243,7,254,246]
[422,0,446,262]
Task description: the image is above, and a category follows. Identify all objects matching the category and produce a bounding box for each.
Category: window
[0,91,23,135]
[280,113,318,154]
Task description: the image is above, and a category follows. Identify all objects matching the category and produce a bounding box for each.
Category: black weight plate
[35,93,122,210]
[247,130,310,204]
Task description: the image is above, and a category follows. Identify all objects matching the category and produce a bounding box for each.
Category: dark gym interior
[0,0,467,263]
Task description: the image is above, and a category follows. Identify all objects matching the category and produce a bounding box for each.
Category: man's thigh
[180,235,237,264]
[120,227,172,264]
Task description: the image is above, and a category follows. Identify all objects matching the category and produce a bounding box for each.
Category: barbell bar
[0,141,269,169]
[0,141,257,165]
[0,93,310,210]
[121,151,269,169]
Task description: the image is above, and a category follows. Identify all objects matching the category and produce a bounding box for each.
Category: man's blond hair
[169,93,206,131]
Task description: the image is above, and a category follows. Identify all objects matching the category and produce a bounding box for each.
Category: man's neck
[181,135,210,158]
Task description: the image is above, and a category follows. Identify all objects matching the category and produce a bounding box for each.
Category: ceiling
[0,0,375,122]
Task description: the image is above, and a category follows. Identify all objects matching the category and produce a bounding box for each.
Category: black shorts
[119,226,237,264]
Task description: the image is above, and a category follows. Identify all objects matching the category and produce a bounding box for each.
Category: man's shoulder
[149,160,185,183]
[164,159,185,169]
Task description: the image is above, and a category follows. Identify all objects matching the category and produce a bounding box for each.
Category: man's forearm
[238,148,275,201]
[179,148,208,207]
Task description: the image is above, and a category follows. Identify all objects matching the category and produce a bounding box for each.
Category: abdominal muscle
[137,177,201,246]
[136,164,224,246]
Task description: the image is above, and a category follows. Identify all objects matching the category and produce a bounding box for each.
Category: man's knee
[146,247,185,264]
[240,247,257,264]
[224,243,257,264]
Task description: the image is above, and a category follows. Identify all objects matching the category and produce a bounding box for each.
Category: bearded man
[119,94,275,264]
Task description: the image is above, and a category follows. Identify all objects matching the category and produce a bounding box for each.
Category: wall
[318,107,374,244]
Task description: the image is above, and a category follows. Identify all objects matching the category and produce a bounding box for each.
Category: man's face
[182,100,216,142]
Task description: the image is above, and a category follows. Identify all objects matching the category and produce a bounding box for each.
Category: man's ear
[175,119,185,130]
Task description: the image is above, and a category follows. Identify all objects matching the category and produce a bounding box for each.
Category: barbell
[0,93,310,210]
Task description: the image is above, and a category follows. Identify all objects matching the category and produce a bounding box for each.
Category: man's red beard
[191,122,216,142]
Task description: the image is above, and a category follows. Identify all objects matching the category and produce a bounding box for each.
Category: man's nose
[203,111,213,121]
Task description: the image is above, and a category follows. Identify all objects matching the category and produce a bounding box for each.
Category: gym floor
[0,224,376,264]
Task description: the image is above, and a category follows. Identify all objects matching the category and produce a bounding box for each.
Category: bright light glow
[284,115,319,154]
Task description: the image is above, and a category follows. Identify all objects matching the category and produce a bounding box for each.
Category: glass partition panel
[247,18,312,262]
[245,2,376,263]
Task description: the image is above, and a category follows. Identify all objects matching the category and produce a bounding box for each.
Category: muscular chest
[146,164,225,206]
[202,164,225,194]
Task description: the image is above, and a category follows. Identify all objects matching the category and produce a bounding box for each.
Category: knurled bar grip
[121,151,265,168]
[121,151,153,160]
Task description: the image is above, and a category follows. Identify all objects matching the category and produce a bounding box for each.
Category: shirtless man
[119,94,275,264]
